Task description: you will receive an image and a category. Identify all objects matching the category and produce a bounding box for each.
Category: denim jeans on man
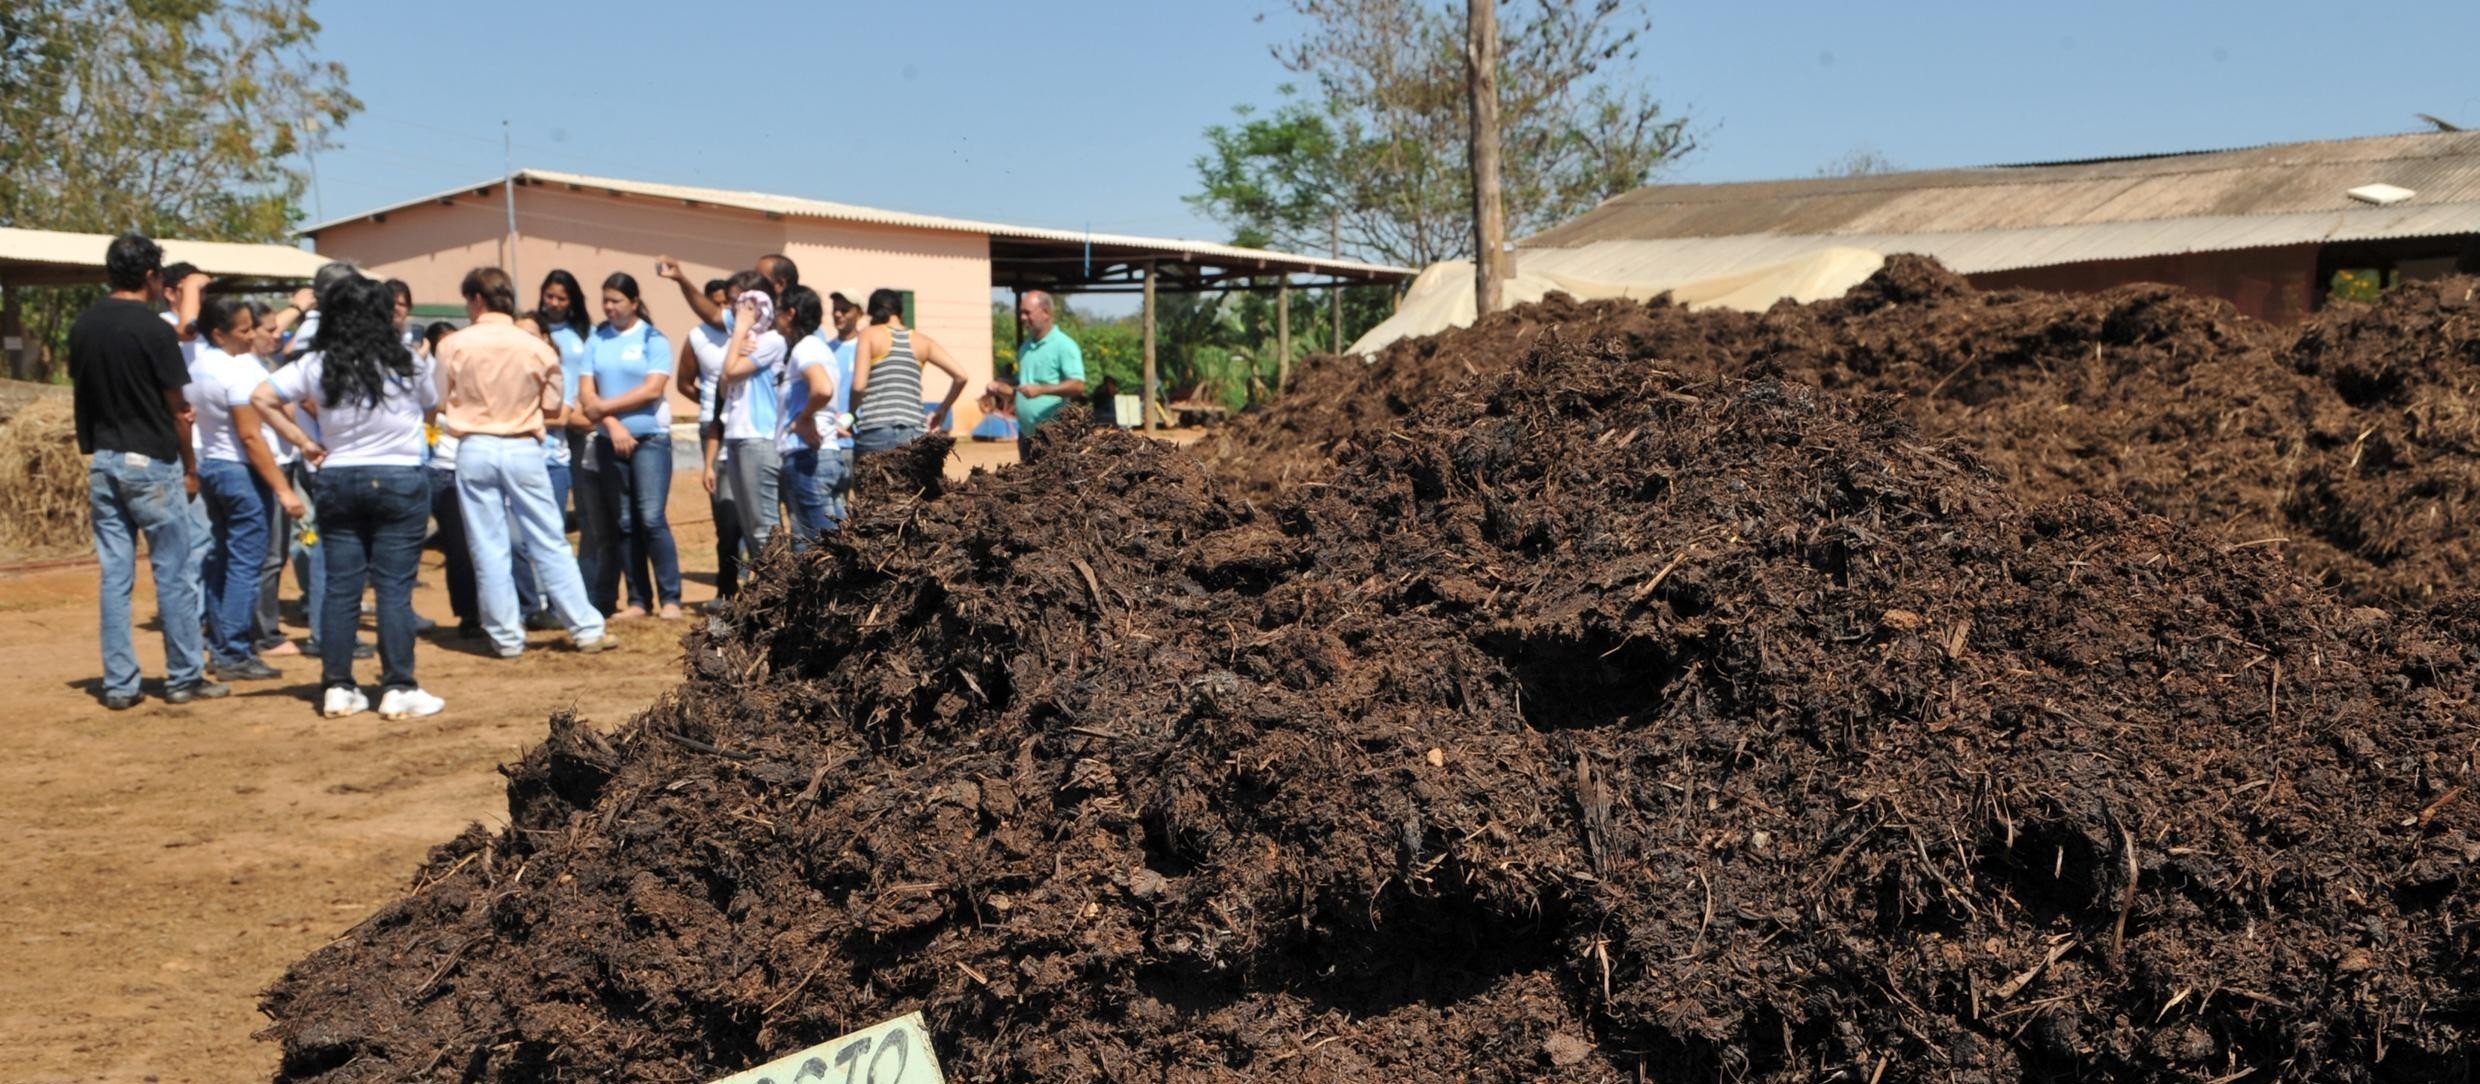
[90,450,205,697]
[510,454,574,618]
[782,446,853,544]
[455,434,606,654]
[311,465,427,693]
[595,431,681,608]
[196,458,272,667]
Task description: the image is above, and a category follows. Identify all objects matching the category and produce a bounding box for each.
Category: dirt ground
[0,432,1140,1084]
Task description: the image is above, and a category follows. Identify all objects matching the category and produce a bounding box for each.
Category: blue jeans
[853,426,922,454]
[311,465,427,693]
[89,450,204,697]
[595,431,680,608]
[512,458,574,616]
[287,460,334,653]
[456,435,605,653]
[783,446,853,544]
[197,459,271,667]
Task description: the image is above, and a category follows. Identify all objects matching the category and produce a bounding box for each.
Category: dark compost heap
[1206,258,2480,613]
[262,269,2480,1082]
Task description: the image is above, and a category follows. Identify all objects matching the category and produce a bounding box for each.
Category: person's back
[71,296,187,462]
[854,323,925,436]
[72,233,220,709]
[437,316,559,439]
[272,348,434,465]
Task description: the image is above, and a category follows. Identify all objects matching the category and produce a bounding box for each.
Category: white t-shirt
[689,322,729,424]
[782,335,836,451]
[249,353,301,465]
[266,349,438,468]
[185,346,273,464]
[433,431,461,471]
[719,331,786,442]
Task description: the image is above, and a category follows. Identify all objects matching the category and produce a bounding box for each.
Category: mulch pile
[1206,259,2480,612]
[262,294,2480,1080]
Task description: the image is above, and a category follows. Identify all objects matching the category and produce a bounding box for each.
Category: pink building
[303,169,1411,429]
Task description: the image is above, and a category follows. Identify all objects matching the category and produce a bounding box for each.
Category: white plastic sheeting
[1347,246,1885,357]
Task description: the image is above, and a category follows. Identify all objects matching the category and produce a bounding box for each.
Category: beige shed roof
[1519,131,2480,279]
[0,226,327,287]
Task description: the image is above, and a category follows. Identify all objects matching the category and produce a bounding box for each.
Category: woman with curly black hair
[252,274,445,722]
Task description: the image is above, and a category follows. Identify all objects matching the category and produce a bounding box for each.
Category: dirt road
[0,426,1213,1083]
[0,437,1061,1084]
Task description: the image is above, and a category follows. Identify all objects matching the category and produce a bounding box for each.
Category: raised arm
[657,256,722,327]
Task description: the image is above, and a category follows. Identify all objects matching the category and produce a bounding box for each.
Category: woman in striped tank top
[850,287,970,455]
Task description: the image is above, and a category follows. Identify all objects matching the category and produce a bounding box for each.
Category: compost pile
[1206,259,2480,611]
[265,325,2480,1081]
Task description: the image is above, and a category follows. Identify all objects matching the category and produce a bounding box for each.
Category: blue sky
[306,1,2480,275]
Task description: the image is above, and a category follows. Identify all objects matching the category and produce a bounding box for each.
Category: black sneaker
[220,658,283,682]
[165,681,231,704]
[456,620,486,641]
[102,691,143,711]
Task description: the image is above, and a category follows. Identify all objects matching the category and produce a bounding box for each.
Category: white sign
[709,1012,945,1084]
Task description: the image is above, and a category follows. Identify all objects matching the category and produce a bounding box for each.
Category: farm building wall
[1964,244,2321,323]
[312,184,997,428]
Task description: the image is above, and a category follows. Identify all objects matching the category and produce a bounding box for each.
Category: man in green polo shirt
[988,290,1087,463]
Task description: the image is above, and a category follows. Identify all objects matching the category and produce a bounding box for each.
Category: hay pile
[0,392,94,559]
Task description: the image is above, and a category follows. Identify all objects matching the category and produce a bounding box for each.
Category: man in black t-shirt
[68,233,227,709]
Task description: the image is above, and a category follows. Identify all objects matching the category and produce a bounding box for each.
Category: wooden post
[1276,279,1292,395]
[1329,214,1343,351]
[1467,0,1507,316]
[1141,261,1159,432]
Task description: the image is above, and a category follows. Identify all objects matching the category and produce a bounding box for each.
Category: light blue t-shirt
[1014,329,1087,432]
[546,324,590,465]
[585,320,672,437]
[828,336,857,451]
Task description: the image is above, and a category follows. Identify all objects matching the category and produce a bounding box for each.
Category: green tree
[3,0,357,376]
[1191,0,1694,269]
[1,0,356,239]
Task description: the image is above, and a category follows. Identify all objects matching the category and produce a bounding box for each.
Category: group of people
[69,231,1087,718]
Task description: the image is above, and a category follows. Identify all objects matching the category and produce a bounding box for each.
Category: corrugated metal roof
[0,226,326,284]
[301,169,1413,280]
[1515,203,2480,283]
[1527,130,2480,247]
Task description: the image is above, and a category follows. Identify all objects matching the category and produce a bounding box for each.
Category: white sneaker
[322,687,369,719]
[495,645,525,659]
[573,634,614,654]
[377,687,445,720]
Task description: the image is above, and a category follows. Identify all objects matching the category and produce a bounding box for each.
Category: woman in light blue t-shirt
[579,272,680,620]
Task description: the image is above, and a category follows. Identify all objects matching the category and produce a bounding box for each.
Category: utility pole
[1141,261,1159,433]
[503,120,520,288]
[1328,211,1342,351]
[1467,0,1508,317]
